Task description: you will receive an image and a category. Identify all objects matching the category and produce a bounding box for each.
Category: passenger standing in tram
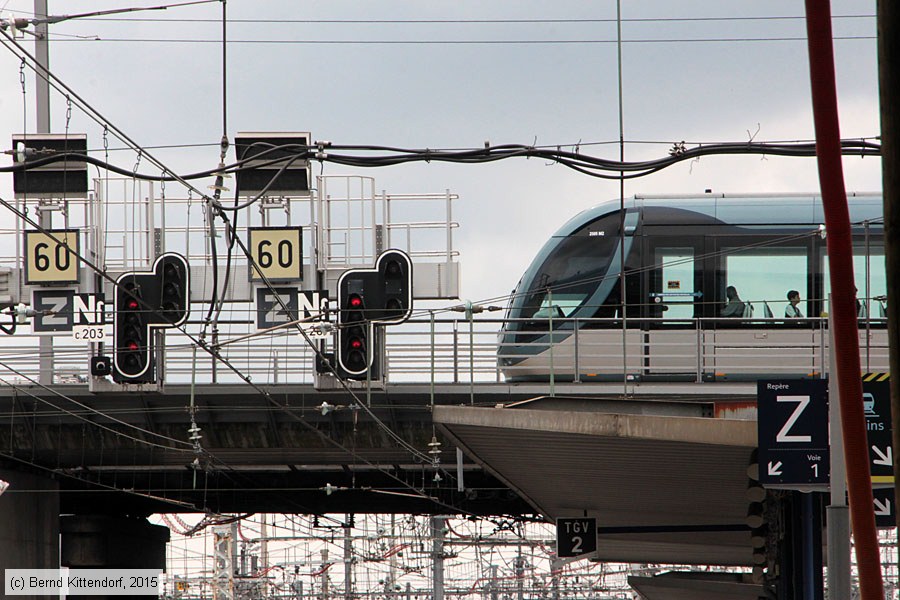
[721,285,745,317]
[785,290,804,318]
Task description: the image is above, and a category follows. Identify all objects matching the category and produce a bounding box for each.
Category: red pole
[804,3,884,599]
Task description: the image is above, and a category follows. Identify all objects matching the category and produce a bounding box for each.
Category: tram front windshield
[509,214,621,325]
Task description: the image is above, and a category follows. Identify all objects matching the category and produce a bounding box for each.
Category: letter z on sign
[757,379,830,487]
[776,396,812,443]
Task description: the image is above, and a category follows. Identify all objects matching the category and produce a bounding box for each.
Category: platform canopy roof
[434,403,759,566]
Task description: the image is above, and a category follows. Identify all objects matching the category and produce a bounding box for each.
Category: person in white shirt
[785,290,803,318]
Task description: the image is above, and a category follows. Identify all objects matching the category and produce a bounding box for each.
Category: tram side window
[720,248,808,318]
[823,249,886,317]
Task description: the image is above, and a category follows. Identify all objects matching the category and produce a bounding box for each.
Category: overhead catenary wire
[0,26,218,204]
[0,338,344,521]
[68,136,880,155]
[1,10,877,24]
[1,139,883,186]
[1,0,221,27]
[23,35,879,45]
[0,6,877,25]
[5,23,844,552]
[0,373,358,528]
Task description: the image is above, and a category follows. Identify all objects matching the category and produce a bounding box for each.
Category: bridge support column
[0,469,60,600]
[60,515,169,599]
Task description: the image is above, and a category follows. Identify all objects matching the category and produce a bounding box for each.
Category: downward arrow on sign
[874,498,892,516]
[768,461,783,476]
[872,445,893,467]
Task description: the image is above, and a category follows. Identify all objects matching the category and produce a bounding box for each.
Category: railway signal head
[337,276,372,378]
[333,250,413,380]
[113,253,191,383]
[115,280,151,381]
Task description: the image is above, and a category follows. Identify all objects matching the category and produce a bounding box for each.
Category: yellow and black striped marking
[862,372,890,382]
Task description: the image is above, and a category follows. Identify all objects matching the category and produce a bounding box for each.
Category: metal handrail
[0,314,888,386]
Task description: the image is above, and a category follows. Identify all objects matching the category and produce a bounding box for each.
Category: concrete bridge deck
[0,381,755,515]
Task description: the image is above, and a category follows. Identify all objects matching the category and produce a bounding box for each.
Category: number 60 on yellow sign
[25,229,80,284]
[248,227,303,282]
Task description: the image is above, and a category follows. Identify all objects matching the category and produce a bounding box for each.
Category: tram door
[644,244,701,379]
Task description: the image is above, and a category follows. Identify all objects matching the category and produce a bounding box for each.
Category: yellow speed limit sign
[25,229,80,284]
[248,227,303,281]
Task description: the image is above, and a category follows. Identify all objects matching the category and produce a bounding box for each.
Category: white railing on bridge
[0,313,888,387]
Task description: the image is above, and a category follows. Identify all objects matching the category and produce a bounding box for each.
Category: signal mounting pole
[33,0,50,131]
[616,0,628,395]
[34,0,53,385]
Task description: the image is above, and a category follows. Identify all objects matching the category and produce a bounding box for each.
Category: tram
[497,193,887,382]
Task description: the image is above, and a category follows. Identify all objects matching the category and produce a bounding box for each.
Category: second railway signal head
[377,250,413,324]
[157,254,190,325]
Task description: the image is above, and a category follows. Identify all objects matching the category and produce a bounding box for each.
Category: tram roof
[553,192,883,237]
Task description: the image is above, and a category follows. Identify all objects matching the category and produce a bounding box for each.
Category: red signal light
[350,338,363,350]
[127,341,139,351]
[349,295,363,308]
[127,299,139,310]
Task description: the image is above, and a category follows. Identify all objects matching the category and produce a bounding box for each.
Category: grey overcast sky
[0,1,881,305]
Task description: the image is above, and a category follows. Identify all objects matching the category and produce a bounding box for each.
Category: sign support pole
[826,299,851,598]
[800,491,825,600]
[35,0,53,385]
